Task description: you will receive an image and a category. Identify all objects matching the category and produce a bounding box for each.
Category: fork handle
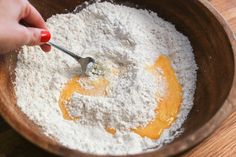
[48,41,81,60]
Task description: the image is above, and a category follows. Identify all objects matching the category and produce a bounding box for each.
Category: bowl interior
[0,0,234,156]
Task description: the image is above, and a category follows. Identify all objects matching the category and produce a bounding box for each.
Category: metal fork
[48,41,95,75]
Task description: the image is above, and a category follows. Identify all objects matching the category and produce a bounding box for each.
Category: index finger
[21,2,47,29]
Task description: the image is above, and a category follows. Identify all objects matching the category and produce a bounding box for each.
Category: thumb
[26,27,51,46]
[17,26,51,46]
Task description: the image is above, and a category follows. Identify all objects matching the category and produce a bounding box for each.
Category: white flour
[14,1,197,155]
[66,66,166,129]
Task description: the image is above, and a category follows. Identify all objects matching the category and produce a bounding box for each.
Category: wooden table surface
[0,0,236,157]
[185,0,236,156]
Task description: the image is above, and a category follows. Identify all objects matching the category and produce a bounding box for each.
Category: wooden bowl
[0,0,236,156]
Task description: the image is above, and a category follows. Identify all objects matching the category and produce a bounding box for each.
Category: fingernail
[41,30,51,43]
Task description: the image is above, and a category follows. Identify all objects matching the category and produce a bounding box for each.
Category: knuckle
[30,31,38,45]
[18,0,30,18]
[19,28,32,45]
[27,29,40,46]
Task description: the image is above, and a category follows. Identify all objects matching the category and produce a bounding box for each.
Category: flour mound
[66,65,166,129]
[15,1,197,155]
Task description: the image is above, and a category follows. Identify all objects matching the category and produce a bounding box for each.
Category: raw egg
[59,55,182,140]
[59,76,109,120]
[132,55,182,139]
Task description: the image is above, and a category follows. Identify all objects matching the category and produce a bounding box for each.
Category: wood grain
[185,0,236,156]
[210,0,236,33]
[185,112,236,156]
[0,0,235,157]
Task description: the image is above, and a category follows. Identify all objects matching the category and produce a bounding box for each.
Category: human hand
[0,0,51,53]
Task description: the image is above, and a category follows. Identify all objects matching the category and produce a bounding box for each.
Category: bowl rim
[0,0,236,157]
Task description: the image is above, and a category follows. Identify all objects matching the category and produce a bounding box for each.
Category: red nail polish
[41,31,51,42]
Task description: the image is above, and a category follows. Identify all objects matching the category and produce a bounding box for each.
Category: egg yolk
[132,55,182,139]
[59,55,182,140]
[59,76,108,120]
[106,128,116,135]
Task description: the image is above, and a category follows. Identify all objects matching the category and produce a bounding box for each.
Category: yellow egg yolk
[59,55,182,140]
[59,76,108,120]
[106,127,116,135]
[132,55,182,139]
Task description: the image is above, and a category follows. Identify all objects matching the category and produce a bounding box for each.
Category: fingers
[14,25,51,51]
[40,44,51,52]
[17,1,51,52]
[21,2,46,29]
[0,0,51,53]
[20,2,52,52]
[25,27,51,46]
